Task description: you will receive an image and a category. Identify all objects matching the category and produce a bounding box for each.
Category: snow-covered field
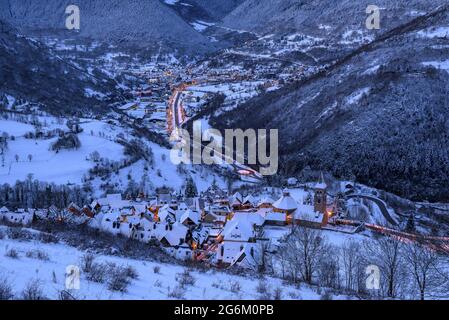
[0,227,349,300]
[0,116,229,193]
[0,119,125,184]
[0,120,35,136]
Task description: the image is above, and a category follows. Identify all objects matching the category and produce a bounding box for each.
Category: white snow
[84,88,107,99]
[0,116,229,194]
[345,87,370,105]
[0,233,341,300]
[1,133,124,185]
[418,26,449,39]
[0,120,34,136]
[190,21,215,33]
[163,0,179,5]
[422,60,449,72]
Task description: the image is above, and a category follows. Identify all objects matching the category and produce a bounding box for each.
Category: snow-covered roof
[160,222,188,246]
[192,225,209,244]
[315,182,328,189]
[265,211,287,222]
[272,190,298,211]
[0,206,9,213]
[294,204,324,224]
[158,205,176,222]
[205,205,231,214]
[315,173,327,189]
[233,212,265,227]
[96,194,131,210]
[91,200,100,208]
[133,204,148,214]
[102,211,121,223]
[208,228,222,237]
[258,196,274,206]
[203,211,226,223]
[127,215,141,225]
[219,241,258,267]
[222,220,254,242]
[232,192,243,203]
[242,195,255,205]
[180,209,200,225]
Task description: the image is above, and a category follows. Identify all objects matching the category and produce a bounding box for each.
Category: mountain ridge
[0,0,218,55]
[0,19,120,114]
[210,3,449,201]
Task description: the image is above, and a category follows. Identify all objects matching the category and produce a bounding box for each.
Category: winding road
[347,194,399,226]
[169,86,263,182]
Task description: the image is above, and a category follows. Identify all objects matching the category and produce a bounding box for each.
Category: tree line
[262,226,449,300]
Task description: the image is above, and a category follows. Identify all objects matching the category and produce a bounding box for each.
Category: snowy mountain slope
[0,20,119,113]
[217,0,449,65]
[0,115,229,197]
[0,0,217,55]
[0,227,345,300]
[222,0,448,36]
[189,0,245,21]
[162,0,244,24]
[210,5,449,202]
[0,118,125,185]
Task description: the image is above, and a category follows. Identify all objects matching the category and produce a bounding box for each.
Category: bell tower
[314,173,327,214]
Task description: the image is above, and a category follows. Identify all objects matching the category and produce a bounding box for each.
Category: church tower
[314,173,327,214]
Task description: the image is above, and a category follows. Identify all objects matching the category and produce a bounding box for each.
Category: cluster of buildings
[0,177,336,268]
[117,100,168,133]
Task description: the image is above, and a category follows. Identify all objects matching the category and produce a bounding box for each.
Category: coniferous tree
[184,176,198,198]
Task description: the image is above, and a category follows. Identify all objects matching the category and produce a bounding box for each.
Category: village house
[158,222,189,247]
[179,209,201,227]
[272,189,298,215]
[216,219,259,268]
[158,205,177,224]
[190,224,209,249]
[277,176,330,228]
[230,192,256,210]
[131,215,155,243]
[0,208,34,226]
[257,196,274,209]
[157,189,173,207]
[202,204,230,227]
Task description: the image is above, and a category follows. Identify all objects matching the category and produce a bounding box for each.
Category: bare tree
[403,241,447,300]
[252,228,272,274]
[317,245,340,289]
[341,240,361,292]
[362,236,405,298]
[281,225,329,284]
[274,245,289,280]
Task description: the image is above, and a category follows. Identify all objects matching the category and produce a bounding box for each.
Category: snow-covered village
[2,0,449,306]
